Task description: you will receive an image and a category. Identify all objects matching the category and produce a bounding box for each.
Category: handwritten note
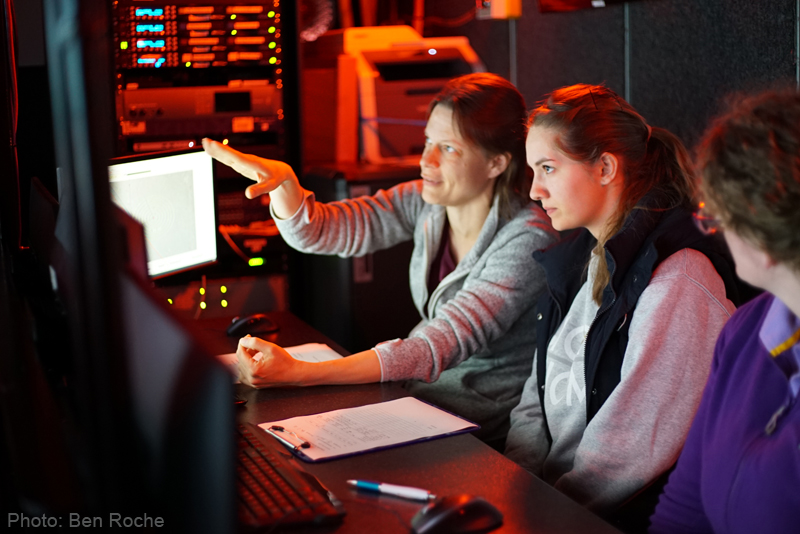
[258,397,478,461]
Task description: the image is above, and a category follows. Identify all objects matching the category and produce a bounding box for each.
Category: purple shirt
[759,297,800,398]
[426,221,456,297]
[649,292,800,534]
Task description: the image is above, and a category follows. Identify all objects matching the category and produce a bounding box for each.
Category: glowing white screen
[109,151,216,278]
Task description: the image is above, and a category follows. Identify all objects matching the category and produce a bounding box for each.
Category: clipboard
[257,397,480,462]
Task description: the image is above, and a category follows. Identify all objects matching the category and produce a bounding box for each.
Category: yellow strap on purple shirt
[770,327,800,358]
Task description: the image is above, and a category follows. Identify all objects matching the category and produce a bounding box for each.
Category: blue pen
[347,479,436,501]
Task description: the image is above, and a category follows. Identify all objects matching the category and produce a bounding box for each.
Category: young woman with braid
[505,84,747,528]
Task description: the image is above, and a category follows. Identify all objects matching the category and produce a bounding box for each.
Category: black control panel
[110,1,299,278]
[112,1,289,155]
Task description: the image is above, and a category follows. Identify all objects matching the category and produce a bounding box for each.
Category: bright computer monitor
[108,150,217,278]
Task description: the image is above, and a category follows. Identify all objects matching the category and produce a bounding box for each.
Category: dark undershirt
[426,220,457,315]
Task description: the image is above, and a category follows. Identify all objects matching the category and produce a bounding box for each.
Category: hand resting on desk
[236,335,382,388]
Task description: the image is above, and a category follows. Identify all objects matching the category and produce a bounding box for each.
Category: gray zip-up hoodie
[273,180,557,441]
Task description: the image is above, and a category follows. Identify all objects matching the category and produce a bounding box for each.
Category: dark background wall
[16,0,797,162]
[427,0,797,149]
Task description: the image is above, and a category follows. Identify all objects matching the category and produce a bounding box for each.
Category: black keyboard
[236,423,345,529]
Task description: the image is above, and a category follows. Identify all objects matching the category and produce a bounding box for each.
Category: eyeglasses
[693,202,723,235]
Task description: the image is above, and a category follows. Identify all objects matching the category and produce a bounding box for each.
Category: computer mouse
[411,494,503,534]
[226,313,279,337]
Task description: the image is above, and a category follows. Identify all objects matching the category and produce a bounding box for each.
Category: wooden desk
[197,312,621,534]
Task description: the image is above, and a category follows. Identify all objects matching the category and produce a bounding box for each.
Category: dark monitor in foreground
[16,0,237,530]
[108,150,217,279]
[107,205,237,530]
[119,268,235,532]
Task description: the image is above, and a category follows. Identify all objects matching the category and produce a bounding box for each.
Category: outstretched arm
[202,138,304,219]
[205,138,421,256]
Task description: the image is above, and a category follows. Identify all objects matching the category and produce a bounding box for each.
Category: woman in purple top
[649,90,800,533]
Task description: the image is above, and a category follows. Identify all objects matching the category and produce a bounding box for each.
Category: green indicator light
[231,29,237,35]
[268,42,276,49]
[220,286,227,294]
[231,14,236,20]
[199,287,205,295]
[221,300,228,308]
[121,41,129,50]
[167,298,173,304]
[199,302,207,310]
[269,57,277,64]
[248,257,265,267]
[268,11,275,17]
[185,62,191,67]
[268,27,276,33]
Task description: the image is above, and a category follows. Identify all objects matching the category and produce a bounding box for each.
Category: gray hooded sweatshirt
[273,180,557,441]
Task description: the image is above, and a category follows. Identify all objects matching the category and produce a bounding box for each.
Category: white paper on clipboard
[258,397,479,462]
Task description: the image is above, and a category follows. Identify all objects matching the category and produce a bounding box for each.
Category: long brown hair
[428,73,530,220]
[529,84,696,304]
